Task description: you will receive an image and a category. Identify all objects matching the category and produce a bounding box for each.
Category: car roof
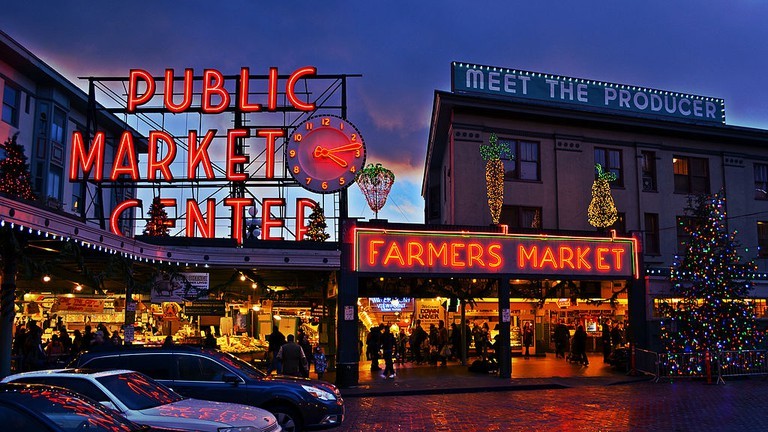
[3,368,137,381]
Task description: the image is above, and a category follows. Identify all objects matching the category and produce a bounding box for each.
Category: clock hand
[326,142,363,154]
[313,146,348,167]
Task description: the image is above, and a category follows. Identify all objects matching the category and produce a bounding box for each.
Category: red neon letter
[407,241,425,266]
[540,247,558,269]
[69,131,105,181]
[186,199,216,238]
[262,198,285,240]
[383,242,405,266]
[487,244,503,269]
[110,131,139,181]
[202,69,230,113]
[110,199,141,236]
[295,198,316,241]
[164,68,194,113]
[596,247,611,271]
[368,239,385,266]
[238,67,262,112]
[559,247,575,269]
[226,129,249,181]
[148,131,177,181]
[611,248,626,271]
[577,247,592,270]
[286,66,317,111]
[187,129,216,179]
[225,197,253,245]
[427,243,448,267]
[450,243,467,268]
[267,67,278,111]
[257,129,284,179]
[127,69,155,112]
[467,243,485,268]
[518,245,538,269]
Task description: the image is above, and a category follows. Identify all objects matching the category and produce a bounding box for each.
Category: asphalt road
[338,378,768,431]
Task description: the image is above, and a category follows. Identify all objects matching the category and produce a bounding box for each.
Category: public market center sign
[452,62,725,124]
[354,228,639,278]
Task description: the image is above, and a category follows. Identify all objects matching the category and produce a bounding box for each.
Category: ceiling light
[42,275,51,283]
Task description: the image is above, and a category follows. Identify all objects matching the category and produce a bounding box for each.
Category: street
[339,378,768,431]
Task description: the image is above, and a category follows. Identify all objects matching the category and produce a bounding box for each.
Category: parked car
[69,345,344,432]
[0,382,151,432]
[2,369,281,432]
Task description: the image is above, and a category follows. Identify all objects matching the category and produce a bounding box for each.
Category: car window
[121,353,174,380]
[0,403,51,431]
[177,355,231,382]
[208,351,266,380]
[13,377,112,404]
[96,372,183,411]
[84,355,125,370]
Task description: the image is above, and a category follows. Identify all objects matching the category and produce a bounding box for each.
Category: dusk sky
[3,1,768,225]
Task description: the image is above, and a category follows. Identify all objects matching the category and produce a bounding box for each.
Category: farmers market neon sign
[354,228,639,278]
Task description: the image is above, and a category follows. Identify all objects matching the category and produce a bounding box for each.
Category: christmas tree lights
[0,134,36,200]
[305,204,330,242]
[143,197,171,236]
[659,192,763,376]
[480,133,511,225]
[587,163,618,228]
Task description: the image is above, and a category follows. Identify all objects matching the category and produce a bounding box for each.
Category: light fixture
[252,304,261,312]
[251,282,258,289]
[42,275,51,283]
[74,284,83,292]
[240,274,247,282]
[273,314,282,321]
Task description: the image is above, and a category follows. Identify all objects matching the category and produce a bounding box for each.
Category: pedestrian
[601,319,612,363]
[276,334,308,377]
[572,325,589,366]
[381,326,396,378]
[297,329,313,377]
[553,320,570,359]
[437,320,449,366]
[45,334,64,366]
[397,329,408,364]
[313,345,328,380]
[611,322,624,349]
[204,330,218,349]
[410,320,427,364]
[71,329,83,355]
[110,330,122,346]
[366,326,381,371]
[162,334,174,347]
[428,324,438,365]
[450,323,461,361]
[522,321,534,359]
[266,325,286,374]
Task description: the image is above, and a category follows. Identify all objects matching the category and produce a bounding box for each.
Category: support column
[497,277,511,378]
[628,231,647,349]
[335,218,359,388]
[0,227,19,378]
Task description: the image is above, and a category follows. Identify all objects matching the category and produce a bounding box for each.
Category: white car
[2,369,281,432]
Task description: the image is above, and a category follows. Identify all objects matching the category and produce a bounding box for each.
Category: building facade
[424,62,768,349]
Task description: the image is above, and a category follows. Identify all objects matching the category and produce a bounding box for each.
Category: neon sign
[69,66,341,243]
[354,228,639,278]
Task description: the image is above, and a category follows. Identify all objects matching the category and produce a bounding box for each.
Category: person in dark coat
[366,326,382,371]
[410,320,427,364]
[296,329,312,377]
[204,330,218,349]
[553,320,570,359]
[381,326,396,378]
[573,325,589,366]
[276,334,308,377]
[522,322,534,359]
[266,325,286,374]
[601,319,612,363]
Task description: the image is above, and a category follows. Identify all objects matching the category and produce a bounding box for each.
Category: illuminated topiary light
[143,197,171,236]
[355,163,395,219]
[480,133,511,225]
[0,134,36,201]
[305,204,330,242]
[587,163,618,228]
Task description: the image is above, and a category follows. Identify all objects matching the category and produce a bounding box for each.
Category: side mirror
[223,373,239,385]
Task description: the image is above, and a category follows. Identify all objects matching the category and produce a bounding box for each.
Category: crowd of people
[265,325,327,379]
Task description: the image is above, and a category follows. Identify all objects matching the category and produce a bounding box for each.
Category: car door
[117,352,176,388]
[170,353,250,404]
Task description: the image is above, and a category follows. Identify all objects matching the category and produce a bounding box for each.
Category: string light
[480,133,511,225]
[588,164,618,228]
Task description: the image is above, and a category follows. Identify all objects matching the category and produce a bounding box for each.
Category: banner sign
[368,297,413,313]
[183,300,226,316]
[52,297,105,313]
[415,299,443,329]
[355,228,638,278]
[151,272,210,303]
[452,62,725,125]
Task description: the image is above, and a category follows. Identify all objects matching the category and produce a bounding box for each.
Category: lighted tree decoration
[355,163,395,219]
[479,133,510,225]
[143,197,171,236]
[587,163,618,228]
[305,204,330,242]
[659,193,762,369]
[0,134,36,201]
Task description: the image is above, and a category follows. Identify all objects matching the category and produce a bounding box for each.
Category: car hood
[139,398,278,430]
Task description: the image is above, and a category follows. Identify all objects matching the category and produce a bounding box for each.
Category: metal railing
[634,349,768,384]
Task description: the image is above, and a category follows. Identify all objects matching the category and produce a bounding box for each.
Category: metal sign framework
[78,70,361,242]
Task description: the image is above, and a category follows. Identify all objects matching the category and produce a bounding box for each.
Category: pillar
[497,277,511,378]
[335,218,359,388]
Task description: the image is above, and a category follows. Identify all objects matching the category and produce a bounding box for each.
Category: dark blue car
[69,345,344,432]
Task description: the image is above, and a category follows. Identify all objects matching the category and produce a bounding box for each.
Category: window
[673,156,709,194]
[676,216,702,254]
[758,222,768,258]
[0,404,49,431]
[2,84,20,126]
[15,377,111,404]
[755,164,768,199]
[611,212,626,235]
[48,166,63,200]
[641,151,657,192]
[120,354,174,380]
[644,213,660,254]
[594,147,623,187]
[177,355,230,382]
[500,205,541,229]
[502,140,540,181]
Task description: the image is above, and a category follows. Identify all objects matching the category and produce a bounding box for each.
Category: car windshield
[96,372,184,411]
[208,350,266,380]
[3,386,144,432]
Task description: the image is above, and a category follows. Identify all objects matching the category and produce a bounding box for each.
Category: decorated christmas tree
[587,163,618,228]
[659,192,762,368]
[305,204,330,242]
[143,197,171,236]
[479,133,511,225]
[0,134,36,200]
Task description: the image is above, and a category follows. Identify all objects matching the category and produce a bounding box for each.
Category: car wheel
[269,405,302,432]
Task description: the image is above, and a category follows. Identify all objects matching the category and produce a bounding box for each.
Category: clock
[286,115,367,194]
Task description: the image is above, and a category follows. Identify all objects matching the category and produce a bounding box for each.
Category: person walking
[381,326,396,378]
[297,329,313,377]
[450,323,461,361]
[601,319,612,363]
[313,346,328,380]
[437,320,449,366]
[410,320,427,364]
[553,320,570,359]
[367,325,382,371]
[276,334,308,377]
[522,322,534,359]
[573,325,589,366]
[266,325,286,374]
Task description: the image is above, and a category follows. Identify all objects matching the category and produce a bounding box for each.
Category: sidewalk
[326,354,651,398]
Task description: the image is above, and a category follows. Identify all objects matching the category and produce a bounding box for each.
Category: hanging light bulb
[42,275,51,283]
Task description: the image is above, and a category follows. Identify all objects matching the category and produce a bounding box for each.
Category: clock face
[286,115,367,194]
